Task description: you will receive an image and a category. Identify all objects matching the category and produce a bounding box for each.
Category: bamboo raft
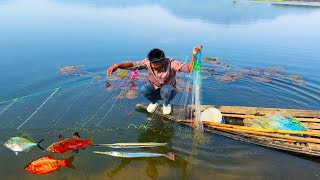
[136,104,320,157]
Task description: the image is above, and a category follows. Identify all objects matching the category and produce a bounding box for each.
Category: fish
[3,136,44,155]
[94,142,167,149]
[47,132,93,154]
[93,151,174,161]
[25,155,75,175]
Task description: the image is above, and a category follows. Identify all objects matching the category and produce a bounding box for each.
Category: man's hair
[148,48,165,62]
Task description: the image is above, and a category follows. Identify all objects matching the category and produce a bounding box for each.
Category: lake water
[0,0,320,179]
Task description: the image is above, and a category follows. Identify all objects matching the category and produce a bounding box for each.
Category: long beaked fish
[93,151,174,161]
[94,142,167,148]
[3,136,44,155]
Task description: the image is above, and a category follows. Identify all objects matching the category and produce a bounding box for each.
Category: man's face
[151,60,165,71]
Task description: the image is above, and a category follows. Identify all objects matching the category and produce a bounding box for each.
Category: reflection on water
[272,3,320,8]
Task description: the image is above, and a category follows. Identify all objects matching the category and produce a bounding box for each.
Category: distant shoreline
[252,0,320,4]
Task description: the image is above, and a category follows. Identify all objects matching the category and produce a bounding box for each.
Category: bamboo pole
[222,113,320,123]
[233,132,297,143]
[207,125,320,144]
[204,121,320,136]
[220,130,320,149]
[222,130,315,148]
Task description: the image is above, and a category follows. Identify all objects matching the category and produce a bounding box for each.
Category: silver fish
[94,142,167,149]
[3,136,44,155]
[93,151,174,161]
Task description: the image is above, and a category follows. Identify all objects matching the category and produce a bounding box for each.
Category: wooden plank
[188,105,320,118]
[222,114,260,119]
[256,107,320,118]
[234,133,300,143]
[271,141,318,152]
[215,106,265,114]
[307,143,320,150]
[297,118,320,123]
[213,106,258,115]
[206,125,320,144]
[196,105,320,118]
[303,123,320,130]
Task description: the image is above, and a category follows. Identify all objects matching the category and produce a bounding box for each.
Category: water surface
[0,0,320,179]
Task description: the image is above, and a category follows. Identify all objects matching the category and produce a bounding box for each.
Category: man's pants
[140,83,177,105]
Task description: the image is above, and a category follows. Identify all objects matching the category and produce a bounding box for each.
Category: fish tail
[37,139,45,151]
[65,156,76,169]
[166,152,175,161]
[88,137,94,146]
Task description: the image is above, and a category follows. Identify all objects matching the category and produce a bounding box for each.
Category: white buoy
[200,108,223,123]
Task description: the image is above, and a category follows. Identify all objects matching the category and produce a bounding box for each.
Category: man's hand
[106,62,135,75]
[193,45,203,55]
[106,64,118,75]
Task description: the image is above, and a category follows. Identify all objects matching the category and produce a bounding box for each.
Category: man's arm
[106,62,134,75]
[187,54,195,72]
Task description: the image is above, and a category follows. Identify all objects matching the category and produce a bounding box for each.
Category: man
[106,46,201,115]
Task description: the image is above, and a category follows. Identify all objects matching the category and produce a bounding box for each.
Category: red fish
[25,155,75,175]
[47,132,93,154]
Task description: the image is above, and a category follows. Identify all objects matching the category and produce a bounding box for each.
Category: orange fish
[25,155,75,175]
[47,132,93,154]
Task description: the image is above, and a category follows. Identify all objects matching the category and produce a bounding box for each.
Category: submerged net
[0,53,203,136]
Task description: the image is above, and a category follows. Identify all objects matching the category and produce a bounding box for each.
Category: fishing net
[0,54,202,139]
[249,114,307,131]
[0,52,309,140]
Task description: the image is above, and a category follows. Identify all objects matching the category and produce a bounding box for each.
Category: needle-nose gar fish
[93,151,174,160]
[94,142,167,148]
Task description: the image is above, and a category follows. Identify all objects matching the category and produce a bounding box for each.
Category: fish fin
[166,152,175,161]
[14,151,18,155]
[58,135,65,141]
[88,137,94,146]
[73,132,81,138]
[56,167,60,171]
[37,139,45,151]
[65,156,75,169]
[74,149,79,153]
